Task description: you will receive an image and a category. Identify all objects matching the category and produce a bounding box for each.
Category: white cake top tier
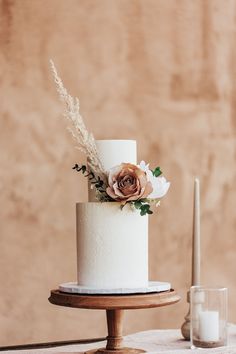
[96,140,137,171]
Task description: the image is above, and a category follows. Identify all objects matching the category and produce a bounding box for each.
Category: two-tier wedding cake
[76,140,148,289]
[50,61,171,294]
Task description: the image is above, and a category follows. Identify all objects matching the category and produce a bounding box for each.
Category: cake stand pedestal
[49,289,180,354]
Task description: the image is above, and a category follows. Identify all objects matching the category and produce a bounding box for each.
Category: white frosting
[76,202,148,289]
[96,140,137,171]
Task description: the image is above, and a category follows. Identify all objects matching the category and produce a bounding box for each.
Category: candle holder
[190,286,228,349]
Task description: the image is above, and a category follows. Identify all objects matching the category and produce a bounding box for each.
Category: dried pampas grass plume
[50,59,105,175]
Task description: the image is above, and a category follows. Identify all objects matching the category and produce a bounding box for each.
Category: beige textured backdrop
[1,0,236,346]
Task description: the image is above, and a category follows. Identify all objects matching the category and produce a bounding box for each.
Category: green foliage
[72,163,106,194]
[73,164,157,216]
[152,166,162,177]
[133,200,143,209]
[133,199,153,216]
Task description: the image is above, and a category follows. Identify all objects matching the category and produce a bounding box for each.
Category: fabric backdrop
[1,0,236,346]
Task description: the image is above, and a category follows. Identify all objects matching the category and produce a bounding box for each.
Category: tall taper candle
[181,178,201,340]
[192,178,200,286]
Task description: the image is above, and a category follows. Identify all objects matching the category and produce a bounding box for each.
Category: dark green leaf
[139,203,153,216]
[152,167,162,177]
[134,201,143,209]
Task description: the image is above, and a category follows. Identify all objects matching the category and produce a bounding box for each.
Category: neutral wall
[1,0,236,346]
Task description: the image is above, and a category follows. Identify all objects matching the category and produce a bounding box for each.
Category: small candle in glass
[190,286,228,349]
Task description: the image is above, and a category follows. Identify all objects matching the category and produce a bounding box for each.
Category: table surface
[2,324,236,354]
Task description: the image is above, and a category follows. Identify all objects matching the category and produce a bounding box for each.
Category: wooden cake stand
[49,289,180,354]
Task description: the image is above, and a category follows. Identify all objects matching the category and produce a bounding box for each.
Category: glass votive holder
[190,286,228,349]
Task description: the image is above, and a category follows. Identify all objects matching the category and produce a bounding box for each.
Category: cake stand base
[49,289,180,354]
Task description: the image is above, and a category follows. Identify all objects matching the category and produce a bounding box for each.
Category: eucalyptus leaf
[134,201,142,209]
[152,167,162,177]
[73,163,108,196]
[81,165,87,174]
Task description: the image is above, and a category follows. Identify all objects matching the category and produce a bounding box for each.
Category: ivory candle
[192,178,200,286]
[199,311,219,342]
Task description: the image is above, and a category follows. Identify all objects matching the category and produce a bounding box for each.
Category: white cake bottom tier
[76,202,148,289]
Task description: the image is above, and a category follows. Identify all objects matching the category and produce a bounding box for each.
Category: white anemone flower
[139,160,170,199]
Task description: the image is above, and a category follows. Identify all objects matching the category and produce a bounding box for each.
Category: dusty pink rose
[106,163,153,202]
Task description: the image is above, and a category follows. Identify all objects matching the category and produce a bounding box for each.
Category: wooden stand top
[49,289,180,310]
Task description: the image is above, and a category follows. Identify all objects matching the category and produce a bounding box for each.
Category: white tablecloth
[3,324,236,353]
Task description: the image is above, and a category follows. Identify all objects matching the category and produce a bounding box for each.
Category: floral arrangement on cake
[50,60,170,215]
